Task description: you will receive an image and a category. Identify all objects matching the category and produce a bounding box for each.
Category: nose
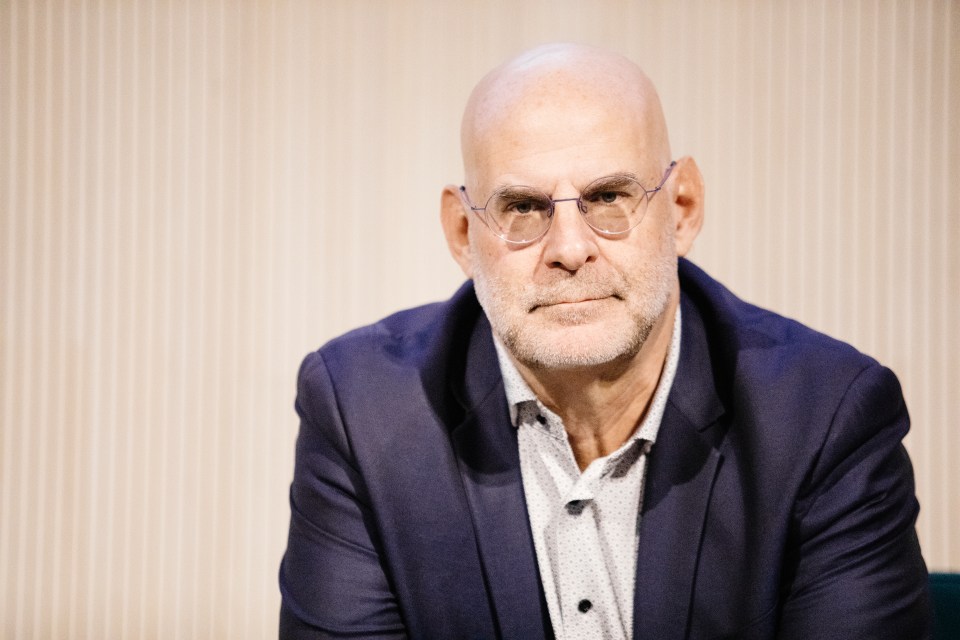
[541,199,599,272]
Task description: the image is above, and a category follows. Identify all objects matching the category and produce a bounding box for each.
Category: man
[279,44,931,639]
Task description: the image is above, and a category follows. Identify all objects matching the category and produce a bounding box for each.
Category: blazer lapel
[448,316,551,640]
[632,294,726,640]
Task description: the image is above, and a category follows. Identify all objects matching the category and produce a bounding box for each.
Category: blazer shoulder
[304,281,482,380]
[676,259,901,474]
[678,258,878,383]
[295,282,492,441]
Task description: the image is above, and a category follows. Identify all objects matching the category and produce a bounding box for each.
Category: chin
[505,318,648,371]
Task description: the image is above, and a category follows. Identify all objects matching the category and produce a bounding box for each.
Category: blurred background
[2,1,958,637]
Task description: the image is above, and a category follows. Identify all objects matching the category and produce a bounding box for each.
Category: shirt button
[566,500,585,515]
[577,599,592,613]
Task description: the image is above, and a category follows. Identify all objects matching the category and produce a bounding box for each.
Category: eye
[585,189,626,205]
[503,198,547,216]
[582,175,642,207]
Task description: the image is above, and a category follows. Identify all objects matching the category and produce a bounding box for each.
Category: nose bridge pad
[549,197,592,235]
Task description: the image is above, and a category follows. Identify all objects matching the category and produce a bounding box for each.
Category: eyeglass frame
[459,160,676,244]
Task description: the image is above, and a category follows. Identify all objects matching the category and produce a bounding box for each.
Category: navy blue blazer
[279,259,931,639]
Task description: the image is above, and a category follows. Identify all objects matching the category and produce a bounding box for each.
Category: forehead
[468,97,654,192]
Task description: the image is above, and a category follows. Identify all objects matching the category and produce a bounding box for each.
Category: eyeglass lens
[485,175,648,242]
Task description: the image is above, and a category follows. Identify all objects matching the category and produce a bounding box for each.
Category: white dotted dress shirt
[493,308,682,640]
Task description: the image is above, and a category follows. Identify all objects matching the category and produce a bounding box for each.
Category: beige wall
[2,1,957,637]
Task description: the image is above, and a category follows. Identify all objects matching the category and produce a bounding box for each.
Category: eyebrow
[586,173,643,189]
[491,185,551,199]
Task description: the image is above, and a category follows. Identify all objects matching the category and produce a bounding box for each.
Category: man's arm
[778,364,932,639]
[279,351,407,639]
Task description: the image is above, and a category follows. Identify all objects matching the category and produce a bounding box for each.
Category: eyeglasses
[459,161,675,244]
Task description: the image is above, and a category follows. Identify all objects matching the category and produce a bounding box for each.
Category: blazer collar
[632,291,727,640]
[448,312,553,640]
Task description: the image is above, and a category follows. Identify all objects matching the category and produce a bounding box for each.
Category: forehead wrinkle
[470,131,643,197]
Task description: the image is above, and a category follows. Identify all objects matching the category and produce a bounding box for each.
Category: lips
[524,273,625,313]
[530,294,619,312]
[547,297,603,306]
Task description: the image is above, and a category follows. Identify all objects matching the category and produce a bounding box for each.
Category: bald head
[460,44,671,188]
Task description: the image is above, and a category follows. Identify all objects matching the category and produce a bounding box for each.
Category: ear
[669,156,705,257]
[440,185,474,278]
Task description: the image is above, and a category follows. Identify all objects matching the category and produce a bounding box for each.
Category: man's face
[463,98,680,371]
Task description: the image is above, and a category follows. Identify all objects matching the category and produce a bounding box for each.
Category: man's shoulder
[676,258,895,442]
[302,281,483,385]
[676,259,908,479]
[679,258,876,375]
[294,282,492,464]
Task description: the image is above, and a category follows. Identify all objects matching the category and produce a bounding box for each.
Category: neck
[512,296,677,471]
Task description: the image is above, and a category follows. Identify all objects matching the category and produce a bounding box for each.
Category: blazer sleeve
[777,363,933,639]
[279,351,408,639]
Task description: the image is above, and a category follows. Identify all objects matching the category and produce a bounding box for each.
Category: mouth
[530,294,620,313]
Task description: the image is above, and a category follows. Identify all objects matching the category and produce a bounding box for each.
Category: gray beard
[472,253,675,371]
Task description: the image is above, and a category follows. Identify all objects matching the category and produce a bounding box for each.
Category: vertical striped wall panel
[1,1,957,637]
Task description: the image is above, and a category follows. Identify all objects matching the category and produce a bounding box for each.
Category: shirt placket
[552,465,615,639]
